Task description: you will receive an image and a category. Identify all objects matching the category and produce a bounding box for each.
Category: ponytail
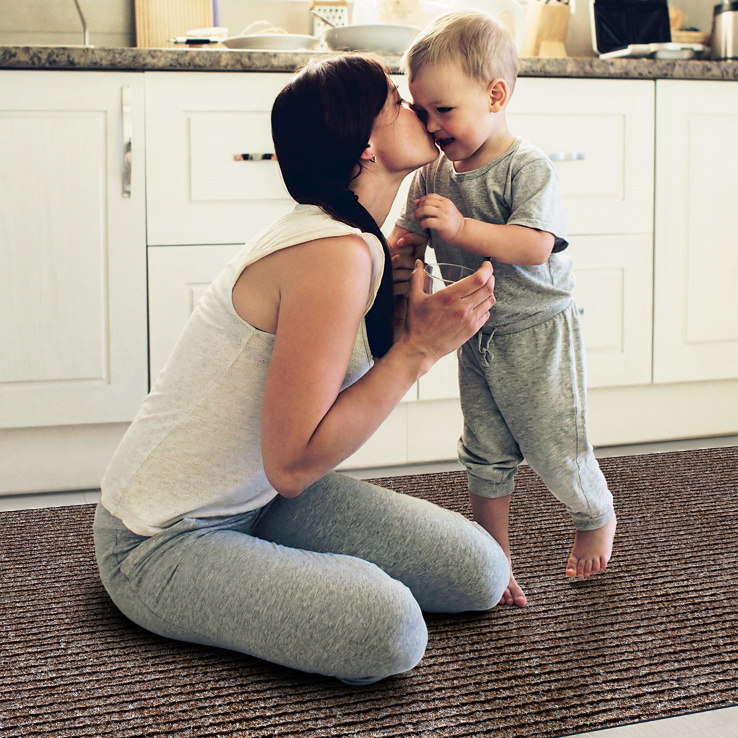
[271,55,395,357]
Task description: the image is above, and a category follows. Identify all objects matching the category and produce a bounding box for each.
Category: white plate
[323,24,420,55]
[222,34,320,51]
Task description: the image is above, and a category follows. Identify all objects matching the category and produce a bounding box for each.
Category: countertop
[2,44,738,80]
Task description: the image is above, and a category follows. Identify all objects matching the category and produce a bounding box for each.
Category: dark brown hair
[271,54,394,358]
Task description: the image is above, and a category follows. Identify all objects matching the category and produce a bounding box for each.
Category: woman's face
[369,83,439,174]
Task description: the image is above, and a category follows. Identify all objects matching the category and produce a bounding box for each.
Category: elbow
[264,459,308,499]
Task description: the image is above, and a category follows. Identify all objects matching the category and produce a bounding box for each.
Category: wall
[0,0,312,47]
[0,0,717,57]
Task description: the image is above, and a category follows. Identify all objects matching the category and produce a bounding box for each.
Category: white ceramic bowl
[322,24,420,55]
[222,34,320,51]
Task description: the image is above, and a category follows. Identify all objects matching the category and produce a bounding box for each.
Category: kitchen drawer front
[148,244,242,385]
[148,242,416,403]
[509,78,654,236]
[417,235,652,400]
[145,72,294,246]
[570,234,653,388]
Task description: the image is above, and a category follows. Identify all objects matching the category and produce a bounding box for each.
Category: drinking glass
[423,262,476,294]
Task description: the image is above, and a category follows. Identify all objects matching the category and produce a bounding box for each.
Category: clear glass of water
[423,263,476,294]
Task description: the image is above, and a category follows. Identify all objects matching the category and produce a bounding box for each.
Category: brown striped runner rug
[1,446,737,737]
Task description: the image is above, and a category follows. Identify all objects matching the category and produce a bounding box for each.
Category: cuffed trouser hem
[466,471,516,500]
[569,507,616,532]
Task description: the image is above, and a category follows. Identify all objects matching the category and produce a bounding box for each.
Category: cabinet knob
[549,151,585,162]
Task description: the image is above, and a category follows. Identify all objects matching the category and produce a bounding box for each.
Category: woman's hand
[400,259,495,368]
[389,228,428,299]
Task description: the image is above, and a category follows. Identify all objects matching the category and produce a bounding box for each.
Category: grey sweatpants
[458,303,614,531]
[93,472,509,685]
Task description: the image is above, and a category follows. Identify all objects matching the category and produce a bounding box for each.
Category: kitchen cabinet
[653,80,738,383]
[145,72,293,247]
[0,71,147,429]
[4,67,738,494]
[148,244,242,384]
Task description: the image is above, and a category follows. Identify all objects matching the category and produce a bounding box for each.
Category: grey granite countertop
[2,44,738,80]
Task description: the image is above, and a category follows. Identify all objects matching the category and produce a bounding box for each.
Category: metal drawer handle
[234,153,276,161]
[549,152,585,162]
[122,86,132,198]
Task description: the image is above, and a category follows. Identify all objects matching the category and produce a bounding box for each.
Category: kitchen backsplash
[0,0,714,56]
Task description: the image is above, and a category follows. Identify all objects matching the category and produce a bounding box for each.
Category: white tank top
[100,205,385,536]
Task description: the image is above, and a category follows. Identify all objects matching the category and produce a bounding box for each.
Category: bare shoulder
[233,232,374,332]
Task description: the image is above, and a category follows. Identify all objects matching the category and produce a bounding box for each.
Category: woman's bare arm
[259,235,494,497]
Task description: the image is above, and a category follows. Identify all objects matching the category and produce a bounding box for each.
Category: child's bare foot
[566,514,617,578]
[499,572,527,607]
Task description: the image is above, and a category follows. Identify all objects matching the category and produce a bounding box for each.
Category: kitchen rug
[1,446,737,737]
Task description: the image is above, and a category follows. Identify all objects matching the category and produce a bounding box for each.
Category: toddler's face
[409,61,500,173]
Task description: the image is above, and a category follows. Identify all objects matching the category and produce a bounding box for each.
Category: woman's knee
[336,578,428,684]
[458,526,510,611]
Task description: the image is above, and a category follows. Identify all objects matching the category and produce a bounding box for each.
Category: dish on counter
[322,24,420,55]
[222,34,320,51]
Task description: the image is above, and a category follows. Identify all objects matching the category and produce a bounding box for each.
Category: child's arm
[414,194,554,266]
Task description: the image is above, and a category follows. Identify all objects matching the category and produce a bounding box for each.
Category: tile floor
[2,434,737,737]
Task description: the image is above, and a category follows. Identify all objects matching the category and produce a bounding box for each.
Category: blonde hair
[403,9,518,94]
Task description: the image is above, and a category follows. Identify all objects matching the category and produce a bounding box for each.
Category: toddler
[390,10,616,606]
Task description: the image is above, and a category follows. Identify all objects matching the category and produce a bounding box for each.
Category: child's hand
[414,194,465,243]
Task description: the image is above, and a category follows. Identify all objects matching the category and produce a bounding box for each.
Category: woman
[94,54,508,685]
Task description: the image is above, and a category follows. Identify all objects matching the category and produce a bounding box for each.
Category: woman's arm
[260,235,494,497]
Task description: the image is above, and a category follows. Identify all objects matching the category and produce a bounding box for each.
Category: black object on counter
[592,0,671,55]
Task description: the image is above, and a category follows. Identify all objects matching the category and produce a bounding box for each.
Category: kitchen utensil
[522,0,570,57]
[310,0,349,37]
[322,24,420,55]
[222,34,320,50]
[310,10,336,28]
[712,1,738,60]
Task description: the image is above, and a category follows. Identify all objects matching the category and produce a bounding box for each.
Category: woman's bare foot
[566,514,617,578]
[499,571,528,607]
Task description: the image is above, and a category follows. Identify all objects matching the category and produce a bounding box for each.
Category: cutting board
[135,0,214,48]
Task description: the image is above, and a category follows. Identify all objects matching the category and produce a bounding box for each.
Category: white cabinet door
[653,80,738,383]
[509,78,655,236]
[0,71,147,428]
[571,235,653,387]
[148,244,242,385]
[145,72,294,246]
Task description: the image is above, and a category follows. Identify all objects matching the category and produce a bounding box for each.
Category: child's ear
[488,78,509,112]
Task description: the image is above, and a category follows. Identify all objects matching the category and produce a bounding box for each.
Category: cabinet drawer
[145,72,294,246]
[571,235,653,387]
[148,244,242,385]
[509,78,654,236]
[417,235,653,399]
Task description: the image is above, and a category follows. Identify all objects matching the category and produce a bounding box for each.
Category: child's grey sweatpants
[457,303,614,531]
[93,472,509,685]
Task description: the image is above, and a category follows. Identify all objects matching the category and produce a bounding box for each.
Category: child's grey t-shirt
[396,137,573,335]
